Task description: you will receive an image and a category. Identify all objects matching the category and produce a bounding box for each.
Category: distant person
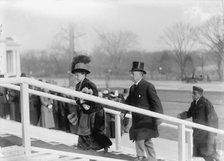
[39,87,55,129]
[55,93,70,132]
[0,75,7,118]
[20,72,26,77]
[207,75,211,82]
[177,86,220,161]
[125,61,163,161]
[8,75,22,122]
[68,55,112,152]
[29,85,41,125]
[120,88,130,133]
[7,87,21,122]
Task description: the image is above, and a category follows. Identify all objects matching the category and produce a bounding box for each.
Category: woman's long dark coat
[184,96,218,157]
[75,78,103,135]
[75,78,112,150]
[125,79,163,141]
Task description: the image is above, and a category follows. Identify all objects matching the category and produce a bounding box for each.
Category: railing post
[20,82,31,155]
[186,130,193,161]
[178,123,186,161]
[114,113,121,151]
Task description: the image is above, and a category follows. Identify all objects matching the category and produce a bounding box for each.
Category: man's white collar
[135,78,142,85]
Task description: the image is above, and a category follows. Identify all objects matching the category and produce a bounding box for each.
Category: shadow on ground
[0,134,135,160]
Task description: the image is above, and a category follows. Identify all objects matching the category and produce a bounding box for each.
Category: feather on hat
[71,55,91,74]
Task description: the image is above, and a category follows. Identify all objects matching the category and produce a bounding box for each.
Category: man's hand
[177,111,188,119]
[156,119,162,126]
[177,114,182,119]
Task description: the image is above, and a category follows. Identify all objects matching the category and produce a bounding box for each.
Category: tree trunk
[68,24,75,87]
[217,60,223,81]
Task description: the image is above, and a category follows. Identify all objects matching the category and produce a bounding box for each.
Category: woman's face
[74,72,85,83]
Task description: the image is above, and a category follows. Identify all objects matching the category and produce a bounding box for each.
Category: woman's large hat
[71,55,91,74]
[130,61,146,74]
[71,62,90,74]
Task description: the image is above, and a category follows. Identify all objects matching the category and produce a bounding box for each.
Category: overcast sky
[0,0,222,53]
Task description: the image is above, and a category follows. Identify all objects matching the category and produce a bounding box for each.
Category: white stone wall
[0,39,6,75]
[0,36,21,77]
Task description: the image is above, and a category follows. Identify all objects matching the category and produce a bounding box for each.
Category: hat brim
[72,68,90,74]
[130,69,146,74]
[193,86,203,93]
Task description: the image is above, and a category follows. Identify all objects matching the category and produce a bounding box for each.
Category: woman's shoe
[104,147,109,153]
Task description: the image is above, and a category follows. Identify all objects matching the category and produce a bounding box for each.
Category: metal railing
[0,77,224,161]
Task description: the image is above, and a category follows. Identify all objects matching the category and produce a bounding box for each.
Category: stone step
[1,153,59,161]
[0,145,24,157]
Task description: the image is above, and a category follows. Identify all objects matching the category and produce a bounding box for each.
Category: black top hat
[193,86,203,93]
[130,61,146,74]
[71,63,90,74]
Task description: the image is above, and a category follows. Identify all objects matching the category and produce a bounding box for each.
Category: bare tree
[47,24,86,86]
[195,16,224,80]
[161,22,196,79]
[95,31,137,75]
[47,30,70,76]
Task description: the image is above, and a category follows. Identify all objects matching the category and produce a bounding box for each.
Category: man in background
[177,86,220,161]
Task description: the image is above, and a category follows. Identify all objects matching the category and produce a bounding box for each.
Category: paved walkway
[0,118,219,161]
[118,133,177,161]
[0,132,136,160]
[0,129,212,161]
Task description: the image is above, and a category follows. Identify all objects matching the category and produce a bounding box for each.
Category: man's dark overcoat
[125,79,163,141]
[182,96,218,157]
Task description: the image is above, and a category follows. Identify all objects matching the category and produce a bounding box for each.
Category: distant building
[0,35,21,77]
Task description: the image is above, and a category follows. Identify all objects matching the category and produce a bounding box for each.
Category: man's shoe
[133,156,148,161]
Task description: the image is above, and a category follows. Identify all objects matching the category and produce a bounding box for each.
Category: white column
[178,123,186,161]
[186,130,193,161]
[115,113,121,151]
[0,39,6,75]
[13,49,17,76]
[20,82,31,155]
[16,50,21,75]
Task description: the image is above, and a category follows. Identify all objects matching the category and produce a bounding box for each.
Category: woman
[39,87,55,129]
[69,56,112,152]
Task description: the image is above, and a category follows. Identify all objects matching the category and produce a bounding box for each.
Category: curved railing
[0,77,224,161]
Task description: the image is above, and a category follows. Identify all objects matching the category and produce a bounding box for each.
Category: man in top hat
[125,61,163,161]
[177,86,220,161]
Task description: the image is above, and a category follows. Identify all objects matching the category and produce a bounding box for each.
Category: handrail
[2,77,223,135]
[0,77,224,161]
[0,84,77,105]
[0,83,122,150]
[0,83,120,115]
[0,83,191,142]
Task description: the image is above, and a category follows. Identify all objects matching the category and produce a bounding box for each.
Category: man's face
[130,71,143,83]
[192,90,201,101]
